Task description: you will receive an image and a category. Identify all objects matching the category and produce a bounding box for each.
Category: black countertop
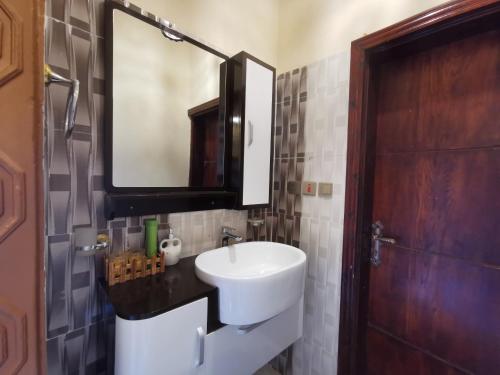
[101,255,223,332]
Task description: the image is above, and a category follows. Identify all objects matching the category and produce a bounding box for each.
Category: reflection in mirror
[112,9,226,188]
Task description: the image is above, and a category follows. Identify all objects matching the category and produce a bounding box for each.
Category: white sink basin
[195,241,306,325]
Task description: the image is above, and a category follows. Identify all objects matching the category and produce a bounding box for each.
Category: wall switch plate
[302,181,317,196]
[318,182,333,197]
[287,181,302,195]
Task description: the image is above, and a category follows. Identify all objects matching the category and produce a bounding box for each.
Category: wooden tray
[105,250,165,286]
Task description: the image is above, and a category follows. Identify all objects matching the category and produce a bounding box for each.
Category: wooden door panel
[366,327,467,375]
[367,244,412,338]
[372,154,418,252]
[369,245,500,374]
[375,27,500,154]
[373,149,500,265]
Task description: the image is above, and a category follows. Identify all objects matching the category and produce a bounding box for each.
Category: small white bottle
[159,228,182,266]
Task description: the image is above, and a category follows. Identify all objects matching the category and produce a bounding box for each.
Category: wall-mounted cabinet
[104,1,275,218]
[227,52,275,209]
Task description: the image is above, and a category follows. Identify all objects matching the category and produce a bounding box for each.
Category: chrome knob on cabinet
[370,221,396,266]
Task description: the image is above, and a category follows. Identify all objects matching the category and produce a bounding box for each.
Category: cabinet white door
[242,58,274,206]
[115,298,207,375]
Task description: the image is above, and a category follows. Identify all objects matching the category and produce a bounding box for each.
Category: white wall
[132,0,280,68]
[277,0,450,72]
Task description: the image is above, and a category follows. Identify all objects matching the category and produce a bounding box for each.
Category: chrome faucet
[221,227,243,247]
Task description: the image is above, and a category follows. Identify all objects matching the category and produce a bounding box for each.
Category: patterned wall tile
[85,319,116,374]
[46,0,105,37]
[46,319,114,375]
[72,136,92,228]
[275,103,283,159]
[281,96,290,158]
[46,234,71,339]
[48,190,71,235]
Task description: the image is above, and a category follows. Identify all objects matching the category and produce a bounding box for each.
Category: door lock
[371,221,396,266]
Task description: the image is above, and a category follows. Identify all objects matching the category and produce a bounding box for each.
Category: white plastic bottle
[159,228,182,265]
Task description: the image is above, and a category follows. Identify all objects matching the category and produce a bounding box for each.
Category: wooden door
[339,1,500,374]
[188,98,221,187]
[367,16,500,375]
[0,0,45,374]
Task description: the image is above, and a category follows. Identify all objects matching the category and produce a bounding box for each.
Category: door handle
[195,326,205,367]
[371,221,396,266]
[44,65,80,139]
[247,120,254,146]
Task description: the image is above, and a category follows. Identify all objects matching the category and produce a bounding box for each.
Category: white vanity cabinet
[114,297,303,375]
[228,52,275,208]
[115,298,207,375]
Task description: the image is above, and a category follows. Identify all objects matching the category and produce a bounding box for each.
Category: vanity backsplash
[119,210,248,257]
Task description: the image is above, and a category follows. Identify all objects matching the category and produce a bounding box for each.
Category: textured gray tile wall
[45,2,114,373]
[44,2,247,374]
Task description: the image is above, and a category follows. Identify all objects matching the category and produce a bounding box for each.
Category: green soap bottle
[144,218,158,258]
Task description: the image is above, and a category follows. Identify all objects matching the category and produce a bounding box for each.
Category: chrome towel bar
[44,65,80,139]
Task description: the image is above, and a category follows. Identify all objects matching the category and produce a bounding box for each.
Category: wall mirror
[106,1,229,192]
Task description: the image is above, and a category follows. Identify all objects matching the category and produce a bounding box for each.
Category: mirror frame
[104,0,239,218]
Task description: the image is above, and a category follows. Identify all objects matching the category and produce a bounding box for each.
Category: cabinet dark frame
[103,0,238,219]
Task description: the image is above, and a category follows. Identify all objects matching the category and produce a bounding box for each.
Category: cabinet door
[242,58,274,206]
[115,298,207,375]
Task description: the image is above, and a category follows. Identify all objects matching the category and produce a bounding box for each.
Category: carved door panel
[0,0,45,374]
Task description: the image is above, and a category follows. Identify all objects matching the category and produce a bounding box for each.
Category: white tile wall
[167,209,248,257]
[292,51,350,375]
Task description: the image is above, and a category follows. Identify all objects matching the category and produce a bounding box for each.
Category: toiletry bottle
[159,228,182,265]
[144,218,158,258]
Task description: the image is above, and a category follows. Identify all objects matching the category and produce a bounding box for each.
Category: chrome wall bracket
[75,233,110,257]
